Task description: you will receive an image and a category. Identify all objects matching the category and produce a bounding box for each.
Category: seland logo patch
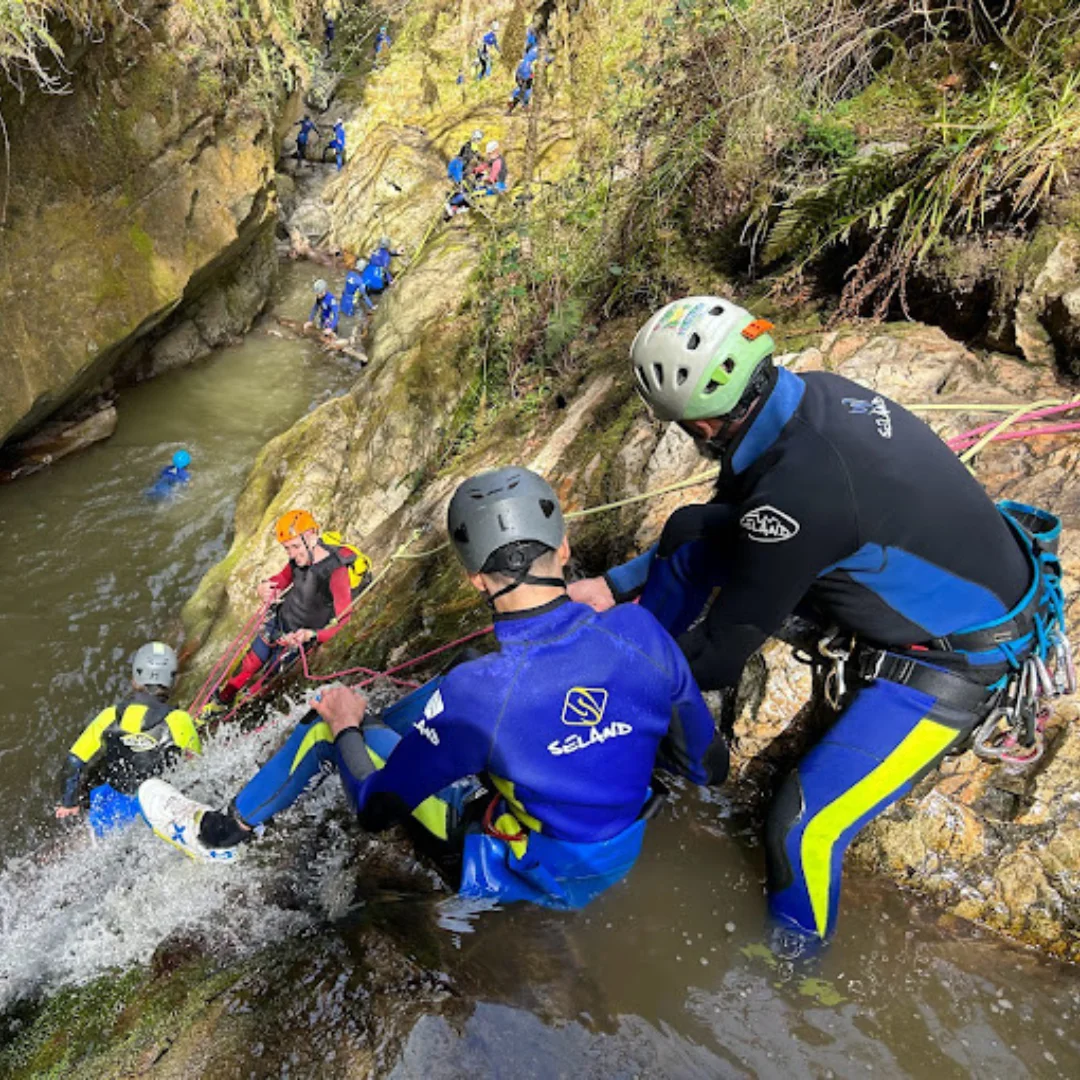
[740,505,800,543]
[120,732,158,752]
[560,687,609,727]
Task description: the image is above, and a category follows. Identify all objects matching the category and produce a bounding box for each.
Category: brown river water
[0,266,1077,1077]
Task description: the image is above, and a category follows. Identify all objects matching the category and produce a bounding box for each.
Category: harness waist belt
[859,650,993,712]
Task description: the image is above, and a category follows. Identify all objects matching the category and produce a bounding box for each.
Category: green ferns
[756,63,1080,316]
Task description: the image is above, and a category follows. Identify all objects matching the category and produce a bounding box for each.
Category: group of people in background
[304,237,404,337]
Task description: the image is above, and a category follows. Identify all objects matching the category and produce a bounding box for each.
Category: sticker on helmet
[652,301,706,339]
[740,505,800,543]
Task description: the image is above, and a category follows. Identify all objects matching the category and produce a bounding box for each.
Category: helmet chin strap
[486,566,567,607]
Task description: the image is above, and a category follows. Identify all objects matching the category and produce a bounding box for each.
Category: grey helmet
[313,279,328,296]
[471,128,484,143]
[132,641,178,689]
[378,234,391,249]
[448,467,564,573]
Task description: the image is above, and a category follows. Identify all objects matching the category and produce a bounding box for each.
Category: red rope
[188,601,270,714]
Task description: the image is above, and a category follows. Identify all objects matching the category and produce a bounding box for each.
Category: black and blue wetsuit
[606,365,1055,939]
[229,597,727,908]
[309,291,340,333]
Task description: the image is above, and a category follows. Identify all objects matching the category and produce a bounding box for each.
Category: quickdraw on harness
[807,502,1075,769]
[968,502,1075,768]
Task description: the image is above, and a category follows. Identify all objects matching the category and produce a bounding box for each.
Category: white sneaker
[138,778,238,864]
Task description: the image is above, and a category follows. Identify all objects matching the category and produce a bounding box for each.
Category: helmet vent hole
[722,357,736,374]
[704,379,721,395]
[676,367,689,386]
[710,305,724,316]
[634,366,648,392]
[454,524,469,543]
[539,498,556,519]
[652,363,664,387]
[687,333,701,351]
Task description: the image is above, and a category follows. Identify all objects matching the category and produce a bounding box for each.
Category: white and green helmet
[630,297,776,422]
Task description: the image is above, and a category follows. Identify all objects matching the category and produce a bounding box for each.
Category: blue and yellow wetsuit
[605,365,1063,939]
[228,597,727,908]
[59,691,202,835]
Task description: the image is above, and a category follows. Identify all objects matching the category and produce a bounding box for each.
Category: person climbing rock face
[325,118,346,171]
[507,46,539,113]
[474,140,507,192]
[293,115,319,162]
[374,24,392,64]
[156,468,728,910]
[569,295,1071,945]
[341,237,403,316]
[477,19,499,79]
[323,9,335,58]
[460,129,484,168]
[305,279,340,337]
[198,511,362,721]
[56,642,202,836]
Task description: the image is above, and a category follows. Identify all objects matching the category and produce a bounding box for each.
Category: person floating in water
[374,24,392,65]
[199,510,368,721]
[293,115,319,162]
[56,642,202,837]
[476,20,499,79]
[324,118,346,171]
[150,468,728,911]
[305,279,340,337]
[146,449,192,500]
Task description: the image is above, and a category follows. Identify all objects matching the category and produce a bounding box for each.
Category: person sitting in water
[56,643,202,836]
[293,115,319,162]
[162,468,729,910]
[199,510,362,721]
[305,279,340,337]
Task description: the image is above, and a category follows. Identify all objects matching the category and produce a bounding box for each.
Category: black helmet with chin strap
[448,467,566,601]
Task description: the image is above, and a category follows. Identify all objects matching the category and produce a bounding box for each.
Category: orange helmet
[275,509,318,543]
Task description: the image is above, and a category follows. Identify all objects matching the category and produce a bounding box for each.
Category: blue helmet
[173,449,192,469]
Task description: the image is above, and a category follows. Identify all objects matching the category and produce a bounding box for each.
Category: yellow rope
[957,397,1066,465]
[906,401,1068,413]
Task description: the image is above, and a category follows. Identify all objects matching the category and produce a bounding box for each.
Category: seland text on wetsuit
[228,597,728,908]
[606,365,1040,938]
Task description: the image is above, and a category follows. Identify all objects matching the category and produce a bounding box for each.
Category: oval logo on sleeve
[740,505,800,543]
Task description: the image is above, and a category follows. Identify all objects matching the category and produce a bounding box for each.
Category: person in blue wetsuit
[569,295,1071,944]
[146,449,191,500]
[525,23,538,52]
[305,279,340,336]
[341,237,403,315]
[293,116,319,161]
[507,46,539,113]
[477,20,499,79]
[55,643,202,836]
[374,25,391,65]
[324,118,346,170]
[173,467,728,909]
[323,9,335,58]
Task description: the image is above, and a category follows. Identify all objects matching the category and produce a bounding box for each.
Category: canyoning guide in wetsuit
[199,510,366,721]
[569,295,1071,943]
[156,468,728,908]
[340,237,404,316]
[56,643,201,836]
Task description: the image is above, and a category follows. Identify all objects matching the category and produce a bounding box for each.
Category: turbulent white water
[0,698,353,1009]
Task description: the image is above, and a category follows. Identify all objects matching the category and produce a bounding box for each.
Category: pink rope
[946,400,1080,450]
[188,601,270,714]
[948,421,1080,451]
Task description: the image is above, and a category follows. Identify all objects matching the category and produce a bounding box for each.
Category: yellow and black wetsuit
[58,691,202,808]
